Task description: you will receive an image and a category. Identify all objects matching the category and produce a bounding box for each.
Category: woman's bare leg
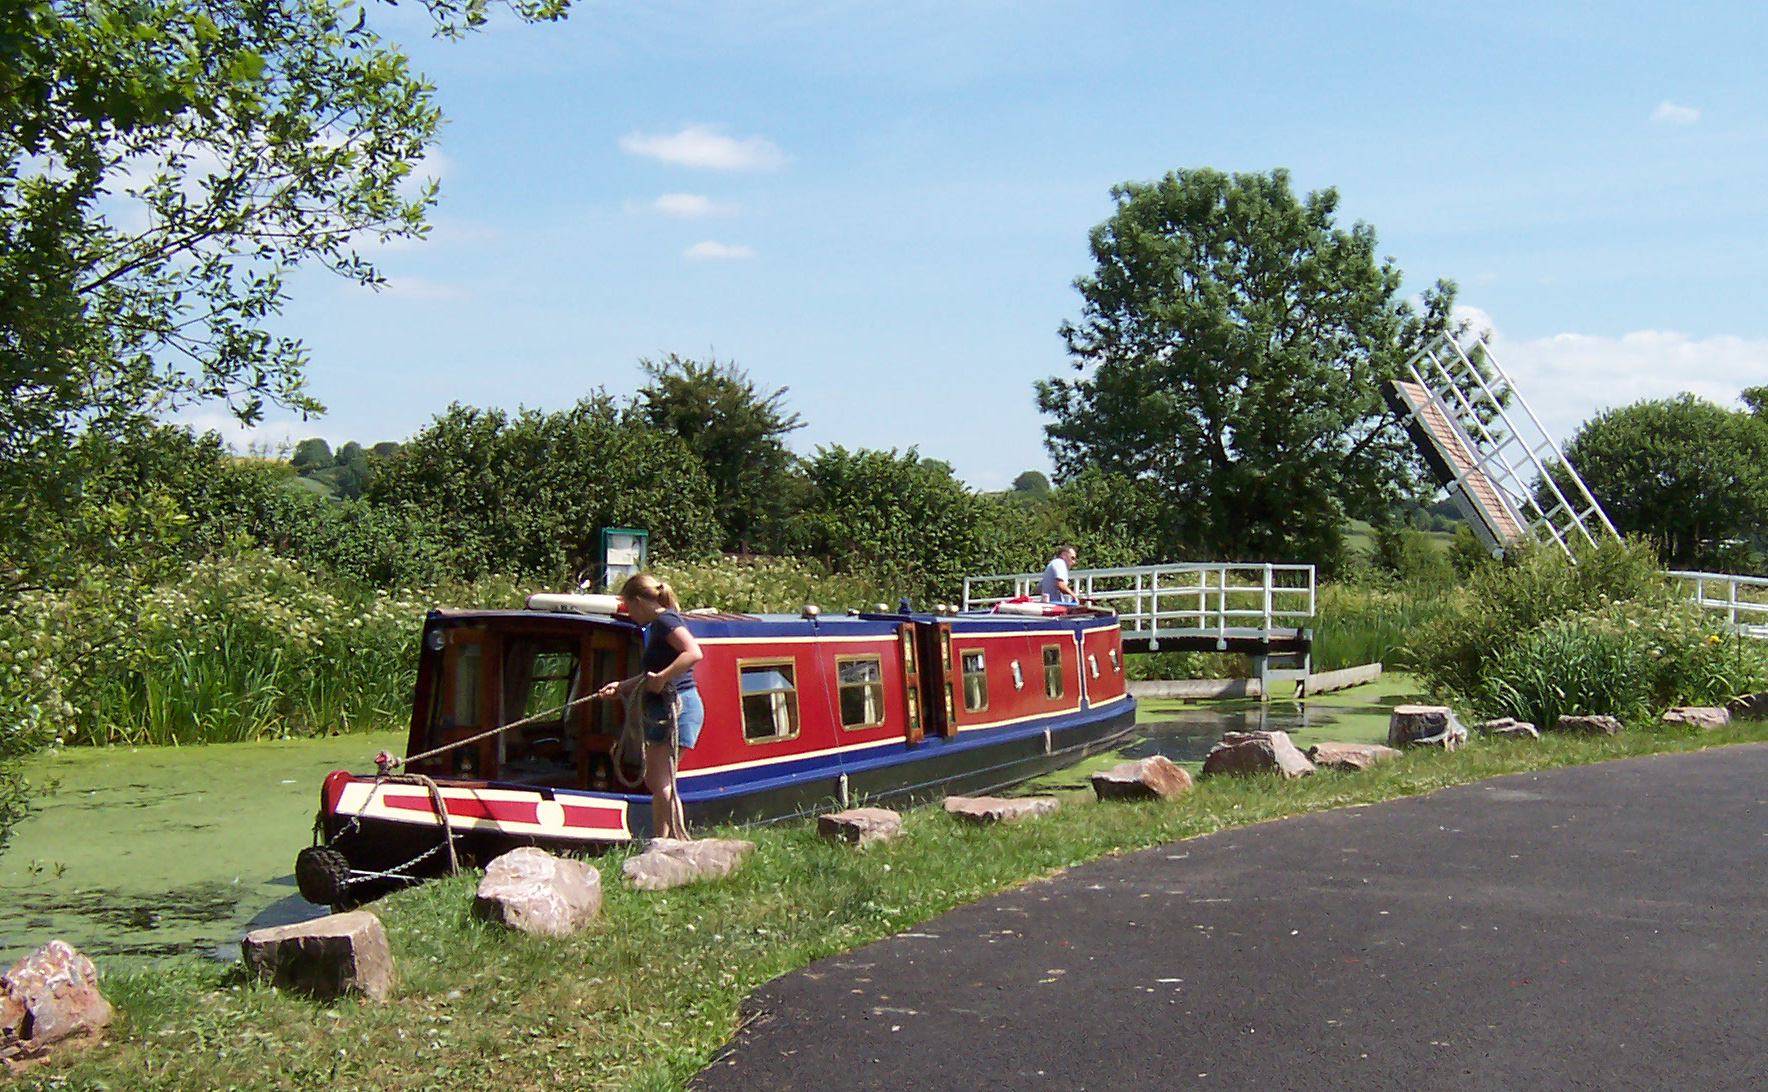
[645,742,679,839]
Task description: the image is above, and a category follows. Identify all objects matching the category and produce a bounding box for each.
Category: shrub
[1413,536,1672,703]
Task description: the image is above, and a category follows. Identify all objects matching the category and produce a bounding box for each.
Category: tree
[630,355,803,552]
[1010,470,1052,501]
[0,0,576,592]
[1,0,443,588]
[786,446,1025,603]
[368,399,720,582]
[1561,393,1768,571]
[1038,168,1457,565]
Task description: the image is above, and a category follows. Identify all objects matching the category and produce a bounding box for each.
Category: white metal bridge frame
[1671,571,1768,639]
[963,561,1316,644]
[1394,333,1617,558]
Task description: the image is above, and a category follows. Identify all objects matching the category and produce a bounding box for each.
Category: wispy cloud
[653,193,727,217]
[685,241,755,260]
[620,125,787,171]
[1650,100,1700,126]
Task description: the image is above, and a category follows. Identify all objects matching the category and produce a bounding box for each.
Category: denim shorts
[643,687,703,749]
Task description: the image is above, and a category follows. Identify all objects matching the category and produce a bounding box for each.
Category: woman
[597,573,703,839]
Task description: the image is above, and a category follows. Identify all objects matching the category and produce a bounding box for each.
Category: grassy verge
[22,711,1768,1092]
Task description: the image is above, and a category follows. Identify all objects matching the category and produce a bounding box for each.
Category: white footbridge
[963,561,1316,689]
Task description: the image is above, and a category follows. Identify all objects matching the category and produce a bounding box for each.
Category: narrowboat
[295,594,1137,905]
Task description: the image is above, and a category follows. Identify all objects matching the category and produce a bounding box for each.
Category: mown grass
[21,715,1768,1092]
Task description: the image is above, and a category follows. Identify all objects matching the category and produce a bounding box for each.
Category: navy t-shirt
[642,610,697,693]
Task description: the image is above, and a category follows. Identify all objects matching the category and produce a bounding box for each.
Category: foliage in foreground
[1414,536,1768,727]
[27,720,1768,1092]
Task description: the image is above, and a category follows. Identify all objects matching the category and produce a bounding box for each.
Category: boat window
[1089,653,1100,679]
[739,660,800,742]
[1010,660,1024,690]
[450,644,482,728]
[504,639,581,726]
[1042,645,1063,700]
[500,637,582,778]
[837,657,886,729]
[905,688,921,734]
[902,634,917,675]
[960,649,988,712]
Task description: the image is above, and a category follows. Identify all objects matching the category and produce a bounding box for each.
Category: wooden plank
[1296,662,1383,698]
[1390,381,1523,542]
[1126,679,1264,701]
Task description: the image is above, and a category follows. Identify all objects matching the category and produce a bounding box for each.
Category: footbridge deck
[964,562,1315,690]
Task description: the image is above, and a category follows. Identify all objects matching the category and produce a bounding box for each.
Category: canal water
[0,680,1424,967]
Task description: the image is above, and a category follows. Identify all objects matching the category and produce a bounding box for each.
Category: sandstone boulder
[1200,730,1314,779]
[0,941,112,1064]
[1387,705,1468,750]
[1474,717,1540,740]
[1090,756,1194,801]
[943,795,1061,824]
[474,847,602,937]
[1662,706,1731,730]
[623,838,755,891]
[1554,713,1623,736]
[241,910,393,1002]
[818,808,903,846]
[1306,742,1402,772]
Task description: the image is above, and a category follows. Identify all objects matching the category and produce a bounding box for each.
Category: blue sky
[193,0,1768,490]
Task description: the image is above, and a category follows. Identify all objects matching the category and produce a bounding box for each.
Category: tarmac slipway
[693,745,1768,1091]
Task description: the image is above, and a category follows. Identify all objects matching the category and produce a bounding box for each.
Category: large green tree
[630,354,803,552]
[1562,393,1768,571]
[1,0,442,588]
[0,0,573,592]
[1038,168,1457,565]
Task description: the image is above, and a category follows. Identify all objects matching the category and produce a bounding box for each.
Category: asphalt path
[694,746,1768,1091]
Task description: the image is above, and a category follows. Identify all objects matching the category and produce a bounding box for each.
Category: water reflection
[1122,702,1322,764]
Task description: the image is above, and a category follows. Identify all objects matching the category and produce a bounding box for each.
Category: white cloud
[1650,100,1700,126]
[652,193,723,217]
[1453,308,1768,446]
[684,241,756,260]
[169,411,331,457]
[619,125,787,171]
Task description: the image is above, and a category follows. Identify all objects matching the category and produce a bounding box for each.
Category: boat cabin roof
[425,604,1117,641]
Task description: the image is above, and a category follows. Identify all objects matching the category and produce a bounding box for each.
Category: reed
[1309,583,1449,672]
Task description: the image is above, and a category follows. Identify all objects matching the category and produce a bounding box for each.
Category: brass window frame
[959,648,989,713]
[835,654,887,730]
[1041,644,1064,700]
[736,656,801,744]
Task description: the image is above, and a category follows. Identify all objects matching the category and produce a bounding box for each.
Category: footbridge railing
[963,562,1316,645]
[1670,571,1768,639]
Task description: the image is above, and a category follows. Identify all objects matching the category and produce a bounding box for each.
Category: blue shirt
[642,610,697,693]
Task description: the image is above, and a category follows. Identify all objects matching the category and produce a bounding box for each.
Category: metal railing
[1669,570,1768,639]
[963,562,1315,637]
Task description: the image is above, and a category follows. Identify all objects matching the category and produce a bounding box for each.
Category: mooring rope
[379,690,605,773]
[315,689,613,895]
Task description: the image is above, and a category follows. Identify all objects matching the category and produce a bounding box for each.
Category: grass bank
[19,694,1768,1092]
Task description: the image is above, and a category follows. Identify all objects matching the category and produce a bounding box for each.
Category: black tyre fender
[295,845,354,907]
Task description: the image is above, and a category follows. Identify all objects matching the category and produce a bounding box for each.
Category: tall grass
[2,553,528,746]
[1311,583,1451,671]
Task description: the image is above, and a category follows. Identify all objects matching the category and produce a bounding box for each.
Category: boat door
[911,620,956,738]
[896,623,925,744]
